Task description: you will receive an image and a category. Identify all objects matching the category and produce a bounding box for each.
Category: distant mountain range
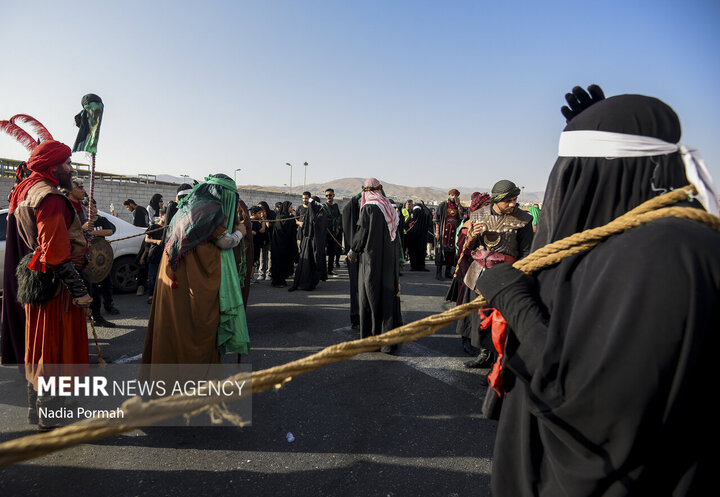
[239,177,545,204]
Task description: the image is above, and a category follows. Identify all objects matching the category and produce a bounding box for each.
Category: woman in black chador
[289,196,327,291]
[477,85,720,496]
[269,201,297,288]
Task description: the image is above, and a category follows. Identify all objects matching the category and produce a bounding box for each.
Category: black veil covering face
[532,94,699,250]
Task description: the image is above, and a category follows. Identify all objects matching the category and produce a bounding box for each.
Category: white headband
[176,188,193,200]
[559,130,719,216]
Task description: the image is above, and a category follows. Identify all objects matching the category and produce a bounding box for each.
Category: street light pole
[234,168,241,186]
[285,163,293,192]
[303,162,308,191]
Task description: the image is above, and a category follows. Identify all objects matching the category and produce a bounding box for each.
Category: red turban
[9,140,72,213]
[27,140,72,172]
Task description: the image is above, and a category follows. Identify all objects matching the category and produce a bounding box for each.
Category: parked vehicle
[0,208,146,295]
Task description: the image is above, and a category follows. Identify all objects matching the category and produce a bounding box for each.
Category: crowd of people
[1,84,718,494]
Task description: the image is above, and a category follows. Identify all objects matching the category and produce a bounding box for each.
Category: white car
[1,208,147,295]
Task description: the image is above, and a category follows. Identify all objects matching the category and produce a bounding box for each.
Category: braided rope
[1,187,718,467]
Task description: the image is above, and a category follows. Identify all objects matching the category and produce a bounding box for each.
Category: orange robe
[142,241,223,365]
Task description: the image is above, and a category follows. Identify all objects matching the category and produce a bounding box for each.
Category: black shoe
[328,270,337,276]
[37,423,60,433]
[380,344,400,355]
[462,337,481,356]
[92,315,116,328]
[464,349,492,369]
[104,306,120,315]
[27,382,38,425]
[28,406,38,425]
[287,286,296,292]
[435,267,443,280]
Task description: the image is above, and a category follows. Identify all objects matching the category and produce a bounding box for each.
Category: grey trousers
[258,245,271,275]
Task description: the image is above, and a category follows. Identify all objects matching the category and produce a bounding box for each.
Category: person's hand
[237,223,247,237]
[561,84,605,123]
[470,222,483,237]
[73,293,93,308]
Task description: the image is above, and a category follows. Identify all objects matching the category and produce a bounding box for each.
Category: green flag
[72,93,104,154]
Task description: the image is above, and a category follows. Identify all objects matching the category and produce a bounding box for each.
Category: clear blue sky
[1,0,719,193]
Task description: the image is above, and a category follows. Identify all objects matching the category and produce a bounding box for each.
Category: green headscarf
[166,174,249,356]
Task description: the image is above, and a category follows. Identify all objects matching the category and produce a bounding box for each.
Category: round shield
[85,238,114,283]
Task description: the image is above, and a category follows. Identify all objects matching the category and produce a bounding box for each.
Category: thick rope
[1,187,718,466]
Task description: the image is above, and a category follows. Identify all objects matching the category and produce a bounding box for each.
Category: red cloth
[8,140,71,213]
[69,199,85,217]
[442,201,460,249]
[479,308,508,397]
[27,195,75,272]
[25,289,89,389]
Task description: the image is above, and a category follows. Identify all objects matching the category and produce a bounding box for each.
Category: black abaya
[291,202,327,290]
[0,212,30,365]
[351,204,402,338]
[480,94,719,496]
[270,201,297,286]
[342,196,361,326]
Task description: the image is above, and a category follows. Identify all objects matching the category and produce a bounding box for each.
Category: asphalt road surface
[0,258,496,497]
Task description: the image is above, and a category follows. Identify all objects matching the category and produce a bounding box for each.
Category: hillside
[240,177,544,204]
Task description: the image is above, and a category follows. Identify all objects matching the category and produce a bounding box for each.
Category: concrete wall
[0,178,346,219]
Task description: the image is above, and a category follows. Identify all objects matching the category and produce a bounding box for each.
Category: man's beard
[495,204,514,215]
[54,166,73,190]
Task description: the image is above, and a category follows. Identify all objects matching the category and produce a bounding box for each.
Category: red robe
[24,195,88,388]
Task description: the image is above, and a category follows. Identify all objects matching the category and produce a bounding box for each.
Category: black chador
[479,90,720,496]
[341,194,361,328]
[290,198,327,291]
[405,203,431,271]
[269,201,297,287]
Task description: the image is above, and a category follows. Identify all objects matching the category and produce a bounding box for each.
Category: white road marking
[332,326,486,399]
